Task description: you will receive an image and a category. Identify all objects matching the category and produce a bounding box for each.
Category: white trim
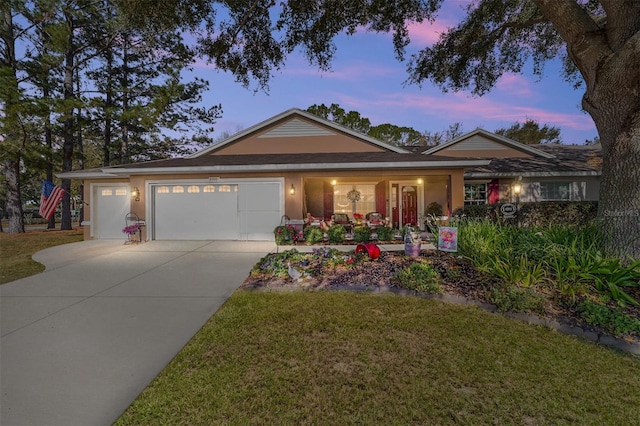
[390,180,424,229]
[57,171,123,179]
[422,129,555,159]
[189,108,410,156]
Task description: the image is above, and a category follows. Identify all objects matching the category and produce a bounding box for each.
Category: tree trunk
[4,158,25,233]
[592,114,640,260]
[1,4,24,234]
[533,1,640,260]
[121,33,130,164]
[44,86,56,229]
[60,15,75,231]
[583,69,640,260]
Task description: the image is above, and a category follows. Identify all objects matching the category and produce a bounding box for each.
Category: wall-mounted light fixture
[289,184,296,195]
[131,187,140,201]
[512,182,522,196]
[331,179,337,186]
[417,178,424,185]
[512,179,522,227]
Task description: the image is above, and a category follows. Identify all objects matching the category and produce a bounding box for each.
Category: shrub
[353,226,371,243]
[303,226,324,244]
[452,201,598,228]
[489,283,545,314]
[424,201,444,217]
[327,225,346,244]
[579,300,640,337]
[375,226,393,241]
[393,262,442,293]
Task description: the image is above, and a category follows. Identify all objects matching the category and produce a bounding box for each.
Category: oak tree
[118,1,640,258]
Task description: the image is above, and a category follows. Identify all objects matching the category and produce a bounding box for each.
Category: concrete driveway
[0,240,275,426]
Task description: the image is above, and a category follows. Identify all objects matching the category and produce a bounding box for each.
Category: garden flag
[39,180,65,220]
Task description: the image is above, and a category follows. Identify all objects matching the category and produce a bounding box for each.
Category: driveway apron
[0,240,274,426]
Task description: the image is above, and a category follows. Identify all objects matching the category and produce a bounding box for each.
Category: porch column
[450,171,465,215]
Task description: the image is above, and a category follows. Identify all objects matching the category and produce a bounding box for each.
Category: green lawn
[0,229,84,284]
[116,291,640,425]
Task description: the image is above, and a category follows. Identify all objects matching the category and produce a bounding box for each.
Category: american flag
[39,180,65,220]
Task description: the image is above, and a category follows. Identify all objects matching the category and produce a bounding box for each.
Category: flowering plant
[122,223,141,235]
[353,212,364,220]
[274,224,304,245]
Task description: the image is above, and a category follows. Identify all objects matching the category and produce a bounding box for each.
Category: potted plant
[274,225,292,245]
[353,212,364,225]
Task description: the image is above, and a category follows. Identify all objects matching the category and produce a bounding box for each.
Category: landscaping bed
[242,247,640,346]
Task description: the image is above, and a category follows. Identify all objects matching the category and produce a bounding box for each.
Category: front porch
[288,173,460,231]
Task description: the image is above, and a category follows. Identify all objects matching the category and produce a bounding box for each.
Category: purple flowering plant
[122,223,141,235]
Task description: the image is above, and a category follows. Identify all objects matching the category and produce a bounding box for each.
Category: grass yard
[116,291,640,425]
[0,229,84,284]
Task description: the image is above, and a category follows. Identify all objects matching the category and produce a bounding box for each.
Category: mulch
[242,249,640,344]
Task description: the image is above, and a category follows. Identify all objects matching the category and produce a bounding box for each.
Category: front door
[402,186,418,226]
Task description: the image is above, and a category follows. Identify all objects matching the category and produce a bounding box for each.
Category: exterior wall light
[512,180,522,227]
[513,182,522,196]
[289,184,295,195]
[131,187,140,201]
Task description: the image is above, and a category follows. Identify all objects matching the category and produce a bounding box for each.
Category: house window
[218,185,231,193]
[187,185,200,193]
[101,189,113,196]
[157,186,169,194]
[464,183,487,205]
[540,182,570,201]
[115,188,127,196]
[333,184,375,214]
[203,185,215,193]
[172,186,184,193]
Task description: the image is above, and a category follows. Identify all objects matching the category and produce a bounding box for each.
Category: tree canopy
[495,119,562,145]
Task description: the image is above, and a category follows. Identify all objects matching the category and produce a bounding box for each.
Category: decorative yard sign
[438,226,458,252]
[500,203,516,218]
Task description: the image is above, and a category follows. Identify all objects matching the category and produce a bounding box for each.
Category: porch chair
[331,213,353,235]
[365,212,385,230]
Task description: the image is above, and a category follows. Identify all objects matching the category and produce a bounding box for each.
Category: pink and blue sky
[191,3,597,145]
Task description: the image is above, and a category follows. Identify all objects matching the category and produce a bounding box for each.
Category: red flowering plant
[353,212,364,220]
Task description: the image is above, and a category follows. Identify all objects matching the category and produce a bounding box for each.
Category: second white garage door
[152,181,282,240]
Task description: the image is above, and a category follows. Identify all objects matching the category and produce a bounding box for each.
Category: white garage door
[152,181,282,240]
[94,186,131,239]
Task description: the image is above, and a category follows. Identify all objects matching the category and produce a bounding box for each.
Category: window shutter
[488,179,500,204]
[323,181,334,220]
[375,181,386,214]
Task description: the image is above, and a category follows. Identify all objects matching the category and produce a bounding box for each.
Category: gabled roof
[422,128,556,159]
[465,144,602,177]
[190,108,410,157]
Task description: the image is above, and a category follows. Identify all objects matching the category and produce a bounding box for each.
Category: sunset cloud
[326,90,594,140]
[406,20,452,45]
[495,73,537,98]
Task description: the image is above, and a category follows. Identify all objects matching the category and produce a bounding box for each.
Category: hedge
[452,201,598,228]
